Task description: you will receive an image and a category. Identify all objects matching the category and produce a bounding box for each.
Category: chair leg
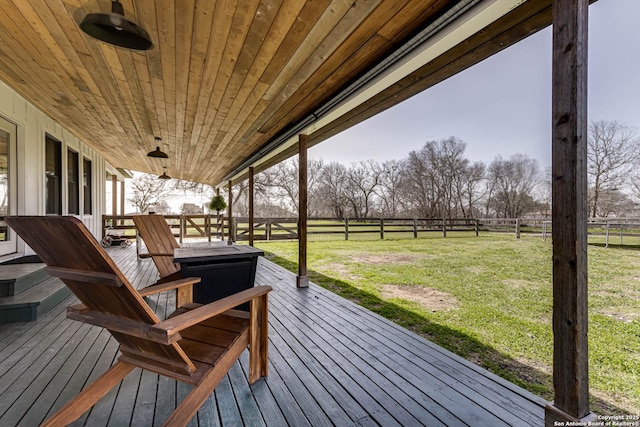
[41,361,134,427]
[162,337,247,426]
[249,293,269,383]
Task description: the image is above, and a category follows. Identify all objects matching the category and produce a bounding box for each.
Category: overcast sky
[310,0,639,170]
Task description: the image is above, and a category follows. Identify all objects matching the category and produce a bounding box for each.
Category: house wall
[0,80,107,255]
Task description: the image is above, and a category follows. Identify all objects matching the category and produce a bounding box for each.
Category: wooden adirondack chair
[133,214,182,284]
[6,216,271,427]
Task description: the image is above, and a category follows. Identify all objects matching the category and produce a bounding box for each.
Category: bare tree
[588,120,640,217]
[343,160,382,218]
[486,154,540,218]
[318,162,349,218]
[374,160,406,217]
[128,173,171,213]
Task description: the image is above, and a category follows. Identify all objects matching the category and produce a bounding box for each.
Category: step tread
[0,263,46,282]
[0,277,66,307]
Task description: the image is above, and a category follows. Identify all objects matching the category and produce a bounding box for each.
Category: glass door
[0,116,17,256]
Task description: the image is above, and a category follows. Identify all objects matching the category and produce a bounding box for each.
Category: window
[67,150,79,214]
[83,158,92,215]
[45,135,61,215]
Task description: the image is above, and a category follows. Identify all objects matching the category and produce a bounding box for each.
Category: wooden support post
[179,216,184,244]
[474,219,479,237]
[515,218,521,239]
[442,218,447,238]
[380,218,384,240]
[227,180,233,245]
[413,218,418,238]
[119,180,125,225]
[249,167,255,247]
[297,134,309,288]
[546,0,595,424]
[111,175,117,217]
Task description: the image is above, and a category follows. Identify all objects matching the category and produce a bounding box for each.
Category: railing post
[380,218,384,240]
[233,217,238,242]
[345,218,349,241]
[179,215,184,244]
[206,215,211,242]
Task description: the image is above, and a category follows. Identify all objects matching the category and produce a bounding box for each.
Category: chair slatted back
[6,216,194,374]
[133,214,180,278]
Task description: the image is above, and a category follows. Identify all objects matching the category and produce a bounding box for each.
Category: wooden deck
[0,242,545,426]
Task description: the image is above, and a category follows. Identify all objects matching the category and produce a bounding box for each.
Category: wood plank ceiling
[0,0,554,186]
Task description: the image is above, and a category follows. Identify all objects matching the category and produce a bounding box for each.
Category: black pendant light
[147,137,168,159]
[158,167,171,180]
[79,0,153,50]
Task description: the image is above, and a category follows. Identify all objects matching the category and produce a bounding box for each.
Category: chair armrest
[149,286,272,344]
[138,252,174,258]
[137,277,201,297]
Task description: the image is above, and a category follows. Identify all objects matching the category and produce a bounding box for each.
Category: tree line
[128,120,640,219]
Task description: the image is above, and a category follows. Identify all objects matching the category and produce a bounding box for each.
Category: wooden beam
[546,0,595,424]
[227,180,233,245]
[111,175,117,217]
[297,134,309,288]
[249,166,255,247]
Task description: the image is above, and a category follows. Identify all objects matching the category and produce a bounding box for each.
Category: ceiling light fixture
[158,167,171,180]
[147,137,168,159]
[79,0,153,50]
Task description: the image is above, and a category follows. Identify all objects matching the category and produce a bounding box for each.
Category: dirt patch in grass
[381,284,457,312]
[349,253,427,264]
[319,263,362,282]
[599,308,639,323]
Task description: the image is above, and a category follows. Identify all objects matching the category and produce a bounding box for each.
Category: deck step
[0,277,71,323]
[0,262,48,296]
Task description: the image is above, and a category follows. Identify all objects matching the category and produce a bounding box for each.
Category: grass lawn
[255,233,640,416]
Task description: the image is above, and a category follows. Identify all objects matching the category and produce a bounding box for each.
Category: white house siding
[0,80,107,256]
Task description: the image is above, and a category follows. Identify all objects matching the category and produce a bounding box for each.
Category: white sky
[310,0,640,170]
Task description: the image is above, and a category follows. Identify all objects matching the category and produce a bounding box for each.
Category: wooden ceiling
[0,0,556,186]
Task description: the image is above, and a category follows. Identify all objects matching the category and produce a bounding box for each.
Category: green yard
[255,233,640,415]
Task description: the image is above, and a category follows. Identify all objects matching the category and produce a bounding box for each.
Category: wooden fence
[102,215,640,246]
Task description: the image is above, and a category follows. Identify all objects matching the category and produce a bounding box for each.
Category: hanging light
[147,137,168,159]
[79,0,153,51]
[158,167,171,180]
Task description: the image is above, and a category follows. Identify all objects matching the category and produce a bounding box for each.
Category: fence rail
[102,215,640,246]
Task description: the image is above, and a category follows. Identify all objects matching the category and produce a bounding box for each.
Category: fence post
[413,218,418,238]
[442,218,447,238]
[475,219,479,237]
[267,218,271,241]
[515,218,521,239]
[380,218,384,240]
[345,218,349,241]
[619,225,623,245]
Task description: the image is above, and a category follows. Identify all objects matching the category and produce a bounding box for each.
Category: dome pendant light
[158,167,171,180]
[147,137,168,159]
[79,0,153,50]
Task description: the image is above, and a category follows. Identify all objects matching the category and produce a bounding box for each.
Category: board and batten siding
[0,80,107,251]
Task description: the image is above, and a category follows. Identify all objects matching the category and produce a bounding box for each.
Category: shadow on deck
[0,242,545,426]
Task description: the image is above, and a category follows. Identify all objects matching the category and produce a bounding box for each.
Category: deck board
[0,242,545,426]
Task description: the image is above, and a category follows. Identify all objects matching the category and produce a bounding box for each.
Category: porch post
[120,180,125,223]
[227,180,233,245]
[546,0,595,425]
[297,134,309,288]
[249,166,255,247]
[111,175,117,217]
